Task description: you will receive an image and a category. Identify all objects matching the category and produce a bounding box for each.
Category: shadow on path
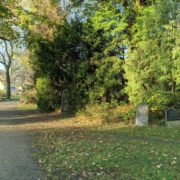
[0,101,45,180]
[0,101,60,126]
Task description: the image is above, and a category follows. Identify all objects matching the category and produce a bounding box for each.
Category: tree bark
[6,67,11,99]
[172,81,176,93]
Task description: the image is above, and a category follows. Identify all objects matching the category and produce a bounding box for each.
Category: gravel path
[0,101,44,180]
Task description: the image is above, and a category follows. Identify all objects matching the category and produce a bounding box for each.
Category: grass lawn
[18,103,37,111]
[32,120,180,179]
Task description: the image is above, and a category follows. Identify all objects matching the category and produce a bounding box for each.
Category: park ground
[0,101,180,180]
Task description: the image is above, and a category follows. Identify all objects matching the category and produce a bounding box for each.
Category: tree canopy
[1,0,179,114]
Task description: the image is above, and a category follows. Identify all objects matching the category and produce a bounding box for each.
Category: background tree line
[0,0,179,119]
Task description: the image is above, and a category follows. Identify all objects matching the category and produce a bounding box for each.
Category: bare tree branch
[0,51,7,66]
[0,36,10,41]
[0,61,5,65]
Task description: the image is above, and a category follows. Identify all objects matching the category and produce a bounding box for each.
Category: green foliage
[0,0,22,40]
[36,77,59,112]
[0,89,6,97]
[84,1,128,104]
[81,102,111,121]
[31,21,88,111]
[125,0,180,111]
[30,8,127,111]
[88,57,125,103]
[80,103,135,124]
[21,0,179,121]
[118,107,136,122]
[102,105,135,124]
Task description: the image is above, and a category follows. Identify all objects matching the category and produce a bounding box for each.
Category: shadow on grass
[0,108,61,125]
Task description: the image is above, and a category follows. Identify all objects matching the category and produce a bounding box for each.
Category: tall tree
[11,51,34,90]
[0,40,14,98]
[0,0,22,41]
[125,0,179,109]
[82,1,128,103]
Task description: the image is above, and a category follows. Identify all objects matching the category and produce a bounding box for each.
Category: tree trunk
[61,89,69,114]
[134,0,149,7]
[172,81,176,93]
[6,67,11,99]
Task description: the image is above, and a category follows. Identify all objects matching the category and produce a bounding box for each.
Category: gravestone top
[136,103,149,127]
[165,108,180,121]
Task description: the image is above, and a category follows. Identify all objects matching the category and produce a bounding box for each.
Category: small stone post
[61,89,69,114]
[136,103,149,127]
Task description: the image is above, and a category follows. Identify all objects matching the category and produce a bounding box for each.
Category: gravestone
[61,89,69,114]
[136,103,149,127]
[165,108,180,127]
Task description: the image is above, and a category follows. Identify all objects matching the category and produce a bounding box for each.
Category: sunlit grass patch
[18,103,37,111]
[16,104,180,179]
[32,125,180,179]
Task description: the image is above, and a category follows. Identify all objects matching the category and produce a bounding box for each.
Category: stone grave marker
[61,89,69,114]
[165,108,180,127]
[136,103,149,127]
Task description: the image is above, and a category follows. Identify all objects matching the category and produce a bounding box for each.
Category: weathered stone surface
[166,121,180,127]
[165,108,180,127]
[136,103,149,127]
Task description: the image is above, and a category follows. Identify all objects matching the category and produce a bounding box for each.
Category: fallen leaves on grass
[32,126,180,180]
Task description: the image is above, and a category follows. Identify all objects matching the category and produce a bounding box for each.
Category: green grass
[32,124,180,180]
[0,96,20,101]
[10,96,20,101]
[18,103,37,111]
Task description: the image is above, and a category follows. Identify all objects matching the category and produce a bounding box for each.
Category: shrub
[36,77,60,112]
[102,104,136,124]
[20,89,37,104]
[80,103,135,124]
[148,92,180,122]
[78,103,109,123]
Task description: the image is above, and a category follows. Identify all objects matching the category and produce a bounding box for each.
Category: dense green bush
[148,92,180,122]
[125,1,179,113]
[81,103,135,124]
[36,77,60,112]
[102,105,136,124]
[83,102,110,119]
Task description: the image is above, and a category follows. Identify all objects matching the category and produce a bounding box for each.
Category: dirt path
[0,101,44,180]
